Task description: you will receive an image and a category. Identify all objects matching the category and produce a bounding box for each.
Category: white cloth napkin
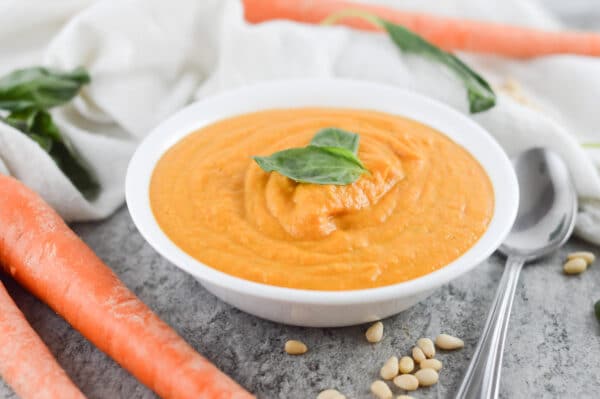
[1,0,600,243]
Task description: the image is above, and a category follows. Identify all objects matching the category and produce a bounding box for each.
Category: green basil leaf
[0,66,90,111]
[253,145,367,185]
[310,128,360,154]
[32,110,99,200]
[317,146,367,170]
[595,300,600,322]
[28,133,54,152]
[0,66,98,199]
[4,107,39,132]
[3,108,99,200]
[322,10,496,113]
[380,20,496,113]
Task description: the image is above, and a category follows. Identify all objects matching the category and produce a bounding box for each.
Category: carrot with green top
[0,174,253,399]
[0,279,85,399]
[242,0,600,58]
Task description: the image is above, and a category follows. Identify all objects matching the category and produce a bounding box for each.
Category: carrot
[0,175,254,399]
[0,279,85,399]
[242,0,600,58]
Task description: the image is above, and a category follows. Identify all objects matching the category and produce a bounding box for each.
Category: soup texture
[150,108,494,290]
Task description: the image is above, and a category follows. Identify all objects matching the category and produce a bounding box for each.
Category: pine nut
[317,389,346,399]
[370,380,393,399]
[396,396,414,399]
[567,251,595,265]
[420,358,442,371]
[417,337,435,358]
[412,346,426,363]
[435,333,464,350]
[284,340,308,355]
[366,321,384,343]
[398,356,414,374]
[392,374,419,391]
[415,368,439,387]
[563,258,587,275]
[380,356,399,380]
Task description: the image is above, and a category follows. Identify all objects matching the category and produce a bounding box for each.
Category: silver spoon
[456,148,577,399]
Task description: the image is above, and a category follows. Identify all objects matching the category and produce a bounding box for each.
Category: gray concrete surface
[1,205,599,398]
[1,3,599,399]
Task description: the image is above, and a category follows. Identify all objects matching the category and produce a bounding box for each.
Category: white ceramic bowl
[126,79,518,327]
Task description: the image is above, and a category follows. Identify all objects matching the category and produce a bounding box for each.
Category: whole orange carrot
[0,280,85,399]
[242,0,600,58]
[0,175,253,399]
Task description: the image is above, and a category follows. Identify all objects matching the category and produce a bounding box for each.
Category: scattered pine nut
[567,251,595,265]
[563,258,587,275]
[415,368,439,387]
[417,337,435,358]
[392,374,419,391]
[317,389,346,399]
[420,358,443,371]
[370,380,393,399]
[396,396,414,399]
[380,356,399,380]
[398,356,414,374]
[412,346,426,363]
[284,340,308,355]
[435,334,464,350]
[366,321,384,343]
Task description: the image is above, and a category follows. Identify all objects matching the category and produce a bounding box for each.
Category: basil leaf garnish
[254,146,367,185]
[0,66,90,111]
[310,128,360,154]
[0,66,99,200]
[253,127,368,185]
[322,10,496,113]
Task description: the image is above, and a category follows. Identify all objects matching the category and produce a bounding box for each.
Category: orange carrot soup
[150,108,494,290]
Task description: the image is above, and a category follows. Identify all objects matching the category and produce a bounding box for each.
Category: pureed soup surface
[150,108,494,290]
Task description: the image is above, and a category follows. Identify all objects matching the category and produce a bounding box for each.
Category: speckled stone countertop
[2,5,599,398]
[1,206,599,398]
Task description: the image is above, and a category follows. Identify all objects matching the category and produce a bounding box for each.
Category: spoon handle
[455,256,524,399]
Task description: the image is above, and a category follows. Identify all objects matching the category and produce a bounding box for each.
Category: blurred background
[544,0,600,29]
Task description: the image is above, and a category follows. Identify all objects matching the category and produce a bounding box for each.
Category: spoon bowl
[457,147,577,399]
[500,148,578,261]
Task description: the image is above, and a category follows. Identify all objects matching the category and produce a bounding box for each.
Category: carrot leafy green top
[322,10,497,114]
[253,128,368,185]
[0,67,99,200]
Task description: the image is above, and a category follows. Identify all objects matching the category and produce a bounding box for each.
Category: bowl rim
[126,78,519,305]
